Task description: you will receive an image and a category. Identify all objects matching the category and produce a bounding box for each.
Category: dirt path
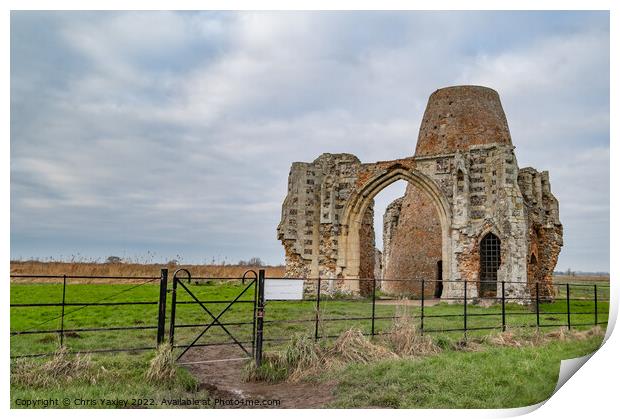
[181,345,335,408]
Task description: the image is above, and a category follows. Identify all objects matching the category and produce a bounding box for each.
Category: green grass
[10,350,212,409]
[329,334,604,408]
[10,280,609,409]
[10,281,610,357]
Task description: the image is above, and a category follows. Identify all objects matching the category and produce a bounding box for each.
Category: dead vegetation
[245,304,605,384]
[553,274,609,283]
[144,343,176,384]
[11,346,103,388]
[383,303,441,356]
[246,330,398,383]
[10,261,285,283]
[470,325,605,350]
[331,329,397,363]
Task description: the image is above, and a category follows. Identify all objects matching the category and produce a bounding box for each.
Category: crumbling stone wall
[518,168,563,300]
[374,248,383,283]
[278,153,362,280]
[277,85,562,301]
[382,183,442,296]
[358,204,376,296]
[382,197,403,278]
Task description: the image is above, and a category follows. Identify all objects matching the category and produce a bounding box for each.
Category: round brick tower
[415,85,513,157]
[382,86,514,296]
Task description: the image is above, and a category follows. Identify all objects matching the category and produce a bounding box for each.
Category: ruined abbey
[277,86,563,300]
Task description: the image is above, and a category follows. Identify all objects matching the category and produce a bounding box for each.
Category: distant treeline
[553,270,609,276]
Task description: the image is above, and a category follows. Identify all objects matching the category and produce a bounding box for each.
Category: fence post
[252,275,258,356]
[420,279,425,335]
[536,281,540,329]
[168,273,178,346]
[60,274,67,347]
[566,283,571,330]
[463,280,467,338]
[255,269,265,367]
[315,277,321,341]
[371,278,377,337]
[594,284,598,326]
[157,269,168,346]
[501,281,506,332]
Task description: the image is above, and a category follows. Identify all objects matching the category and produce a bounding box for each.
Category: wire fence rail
[10,270,610,362]
[259,276,609,353]
[10,271,166,358]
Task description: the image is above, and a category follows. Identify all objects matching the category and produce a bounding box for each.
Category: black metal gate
[168,269,261,365]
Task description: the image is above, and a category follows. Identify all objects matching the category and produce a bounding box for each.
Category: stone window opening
[479,232,501,298]
[456,169,465,193]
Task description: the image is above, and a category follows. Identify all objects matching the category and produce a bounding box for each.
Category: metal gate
[167,268,263,365]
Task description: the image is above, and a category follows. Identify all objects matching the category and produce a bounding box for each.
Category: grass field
[10,278,609,356]
[10,273,610,409]
[329,333,605,408]
[11,350,215,409]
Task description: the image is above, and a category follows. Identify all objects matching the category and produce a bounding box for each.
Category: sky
[10,11,609,271]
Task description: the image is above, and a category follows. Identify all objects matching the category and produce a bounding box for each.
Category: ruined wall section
[374,249,383,282]
[278,86,562,301]
[518,168,563,299]
[445,144,528,299]
[277,161,319,278]
[382,197,403,277]
[382,183,442,296]
[277,153,364,281]
[358,203,376,296]
[377,145,528,299]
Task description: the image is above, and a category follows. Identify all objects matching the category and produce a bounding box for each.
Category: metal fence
[10,270,610,362]
[260,277,610,350]
[10,270,170,358]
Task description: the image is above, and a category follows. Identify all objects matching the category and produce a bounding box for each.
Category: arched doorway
[337,166,452,293]
[479,232,501,297]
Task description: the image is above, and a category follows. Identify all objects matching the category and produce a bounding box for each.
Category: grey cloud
[11,11,609,270]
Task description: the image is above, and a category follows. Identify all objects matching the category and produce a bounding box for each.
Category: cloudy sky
[10,11,609,271]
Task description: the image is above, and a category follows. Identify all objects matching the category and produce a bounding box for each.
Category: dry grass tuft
[489,331,528,347]
[584,325,605,338]
[546,325,604,341]
[284,336,326,382]
[11,346,101,388]
[283,335,322,370]
[285,329,397,382]
[145,344,176,384]
[545,327,569,341]
[247,329,398,383]
[245,320,605,384]
[487,325,604,348]
[383,303,441,356]
[329,329,397,364]
[488,327,548,348]
[452,338,485,352]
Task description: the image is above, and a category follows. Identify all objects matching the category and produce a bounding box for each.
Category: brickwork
[381,196,403,278]
[277,85,563,300]
[382,183,442,296]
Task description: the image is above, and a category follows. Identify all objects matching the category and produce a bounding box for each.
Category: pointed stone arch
[336,165,452,291]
